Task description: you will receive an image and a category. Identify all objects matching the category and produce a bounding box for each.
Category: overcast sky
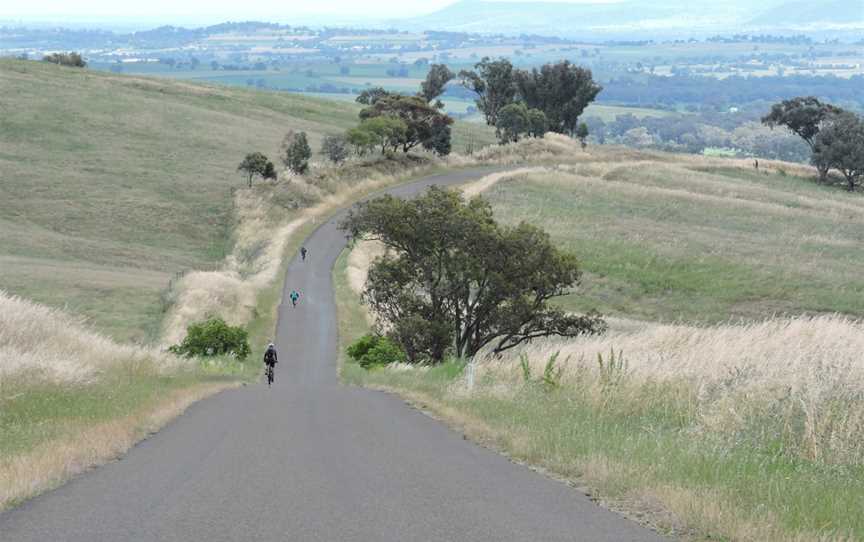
[0,0,619,22]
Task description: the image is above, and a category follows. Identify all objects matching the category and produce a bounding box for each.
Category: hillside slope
[0,59,362,342]
[481,153,864,322]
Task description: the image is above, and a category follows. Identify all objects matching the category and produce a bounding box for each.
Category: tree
[575,122,590,149]
[459,57,517,130]
[762,97,843,182]
[359,94,453,153]
[351,117,408,154]
[528,108,548,138]
[356,87,390,105]
[283,132,312,174]
[496,103,530,143]
[321,134,349,164]
[513,60,602,135]
[238,152,277,187]
[346,126,375,156]
[42,52,86,67]
[340,187,605,363]
[423,115,452,156]
[420,64,454,105]
[812,112,864,191]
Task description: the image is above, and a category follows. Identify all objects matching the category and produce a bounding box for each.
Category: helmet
[268,342,275,348]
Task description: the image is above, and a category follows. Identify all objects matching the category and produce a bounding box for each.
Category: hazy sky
[0,0,619,21]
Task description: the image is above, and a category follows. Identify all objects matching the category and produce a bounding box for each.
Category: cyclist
[289,289,301,307]
[300,246,308,261]
[263,342,278,386]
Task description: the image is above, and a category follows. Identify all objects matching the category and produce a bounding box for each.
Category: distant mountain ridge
[749,0,864,26]
[391,0,864,37]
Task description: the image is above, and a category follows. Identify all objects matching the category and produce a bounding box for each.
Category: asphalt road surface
[1,168,666,541]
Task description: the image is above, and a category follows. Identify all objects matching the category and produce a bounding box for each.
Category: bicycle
[265,363,275,386]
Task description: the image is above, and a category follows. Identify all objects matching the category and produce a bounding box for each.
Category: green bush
[169,317,250,360]
[346,334,407,369]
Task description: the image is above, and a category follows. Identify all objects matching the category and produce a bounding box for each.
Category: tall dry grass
[473,315,864,466]
[0,291,180,385]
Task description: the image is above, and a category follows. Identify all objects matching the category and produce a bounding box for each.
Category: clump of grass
[482,315,864,467]
[0,291,181,386]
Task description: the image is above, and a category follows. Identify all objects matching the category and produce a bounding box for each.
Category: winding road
[0,168,665,541]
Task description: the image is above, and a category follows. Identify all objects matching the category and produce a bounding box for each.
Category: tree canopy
[420,63,455,105]
[513,60,602,135]
[812,112,864,191]
[340,187,605,363]
[497,103,531,143]
[762,96,843,181]
[237,152,277,187]
[459,57,517,130]
[321,134,349,164]
[348,117,408,154]
[460,57,601,137]
[283,131,311,174]
[43,52,86,67]
[358,93,453,155]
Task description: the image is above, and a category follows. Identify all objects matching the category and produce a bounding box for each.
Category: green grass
[0,366,237,458]
[481,161,864,322]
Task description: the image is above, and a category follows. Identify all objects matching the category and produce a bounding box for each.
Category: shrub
[321,134,349,164]
[43,52,86,67]
[282,131,312,174]
[169,317,250,360]
[346,333,407,369]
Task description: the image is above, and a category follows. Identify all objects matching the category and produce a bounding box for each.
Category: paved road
[1,169,665,541]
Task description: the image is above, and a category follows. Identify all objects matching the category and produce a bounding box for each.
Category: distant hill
[392,0,861,37]
[749,0,864,26]
[394,0,676,36]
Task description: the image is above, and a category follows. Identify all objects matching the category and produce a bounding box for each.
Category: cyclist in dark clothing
[300,246,308,261]
[264,343,278,386]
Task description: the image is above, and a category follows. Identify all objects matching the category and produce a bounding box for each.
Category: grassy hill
[0,59,489,342]
[480,154,864,323]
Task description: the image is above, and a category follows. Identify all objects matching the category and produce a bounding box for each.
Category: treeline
[599,74,864,111]
[584,107,811,163]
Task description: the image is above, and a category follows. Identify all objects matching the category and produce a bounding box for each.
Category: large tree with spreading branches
[340,187,605,363]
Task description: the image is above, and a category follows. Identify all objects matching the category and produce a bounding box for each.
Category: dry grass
[475,314,864,467]
[0,292,179,386]
[0,290,241,510]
